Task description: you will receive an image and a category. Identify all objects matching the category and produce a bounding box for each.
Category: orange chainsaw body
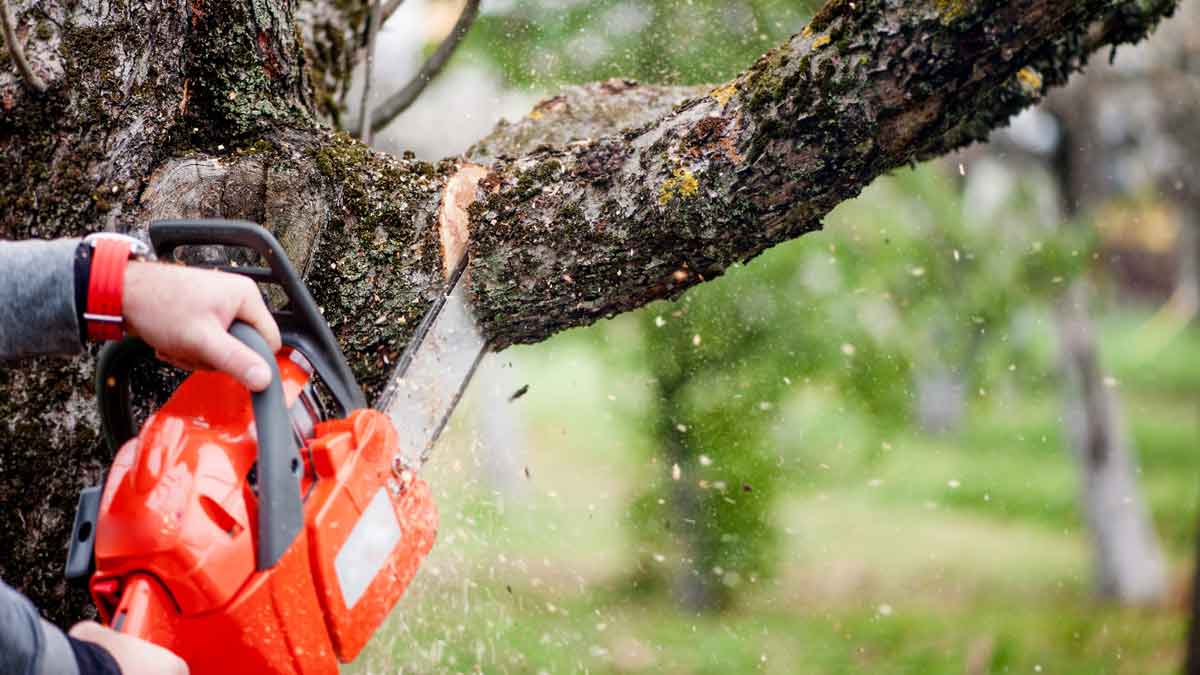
[89,351,438,674]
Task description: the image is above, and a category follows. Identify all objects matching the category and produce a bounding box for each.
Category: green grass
[347,310,1198,674]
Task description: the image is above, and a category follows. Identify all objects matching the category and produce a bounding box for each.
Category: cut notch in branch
[364,0,480,136]
[0,0,46,92]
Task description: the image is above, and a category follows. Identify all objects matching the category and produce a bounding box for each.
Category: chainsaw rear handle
[148,219,365,414]
[96,321,304,570]
[108,574,178,645]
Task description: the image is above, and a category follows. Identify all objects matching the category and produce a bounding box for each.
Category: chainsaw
[62,219,487,674]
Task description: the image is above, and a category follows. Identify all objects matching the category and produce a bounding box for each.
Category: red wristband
[85,238,133,342]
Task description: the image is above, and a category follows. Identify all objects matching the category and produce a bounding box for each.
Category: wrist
[75,234,151,343]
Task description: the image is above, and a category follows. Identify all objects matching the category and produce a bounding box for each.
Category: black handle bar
[228,321,305,570]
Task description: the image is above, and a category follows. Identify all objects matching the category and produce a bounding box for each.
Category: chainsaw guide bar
[376,254,488,468]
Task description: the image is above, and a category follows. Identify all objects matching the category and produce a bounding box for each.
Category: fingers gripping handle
[228,321,305,570]
[149,219,366,414]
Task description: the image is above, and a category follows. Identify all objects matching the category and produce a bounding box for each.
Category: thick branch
[467,79,708,163]
[463,0,1179,349]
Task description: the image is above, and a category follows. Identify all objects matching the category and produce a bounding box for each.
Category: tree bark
[1056,281,1167,603]
[1045,72,1169,603]
[0,0,1180,621]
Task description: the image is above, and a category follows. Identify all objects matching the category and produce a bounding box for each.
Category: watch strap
[73,243,93,346]
[84,238,133,342]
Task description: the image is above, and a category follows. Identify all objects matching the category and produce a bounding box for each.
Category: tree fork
[0,0,1180,622]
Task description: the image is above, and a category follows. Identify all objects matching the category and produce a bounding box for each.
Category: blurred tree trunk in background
[1174,214,1198,321]
[630,297,784,613]
[630,2,728,614]
[1055,280,1167,602]
[472,356,529,498]
[1048,90,1168,604]
[645,323,727,612]
[914,325,983,435]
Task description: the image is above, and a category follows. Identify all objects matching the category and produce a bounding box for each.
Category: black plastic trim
[65,485,102,580]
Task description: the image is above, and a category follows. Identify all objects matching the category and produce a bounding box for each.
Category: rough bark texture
[0,0,1180,622]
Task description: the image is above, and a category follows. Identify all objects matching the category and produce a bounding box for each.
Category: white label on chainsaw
[335,487,401,609]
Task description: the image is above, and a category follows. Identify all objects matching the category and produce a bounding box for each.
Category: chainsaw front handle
[94,321,304,570]
[229,321,305,570]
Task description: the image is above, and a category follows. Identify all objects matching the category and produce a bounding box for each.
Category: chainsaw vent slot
[200,495,243,537]
[77,521,93,542]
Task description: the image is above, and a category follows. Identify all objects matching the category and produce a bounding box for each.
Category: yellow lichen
[801,24,814,39]
[528,109,544,121]
[659,168,700,206]
[1016,66,1043,94]
[934,0,968,22]
[812,34,832,50]
[710,83,737,106]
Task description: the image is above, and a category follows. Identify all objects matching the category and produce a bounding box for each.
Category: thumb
[67,620,106,640]
[197,329,275,392]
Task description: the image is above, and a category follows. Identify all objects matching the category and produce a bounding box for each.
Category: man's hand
[121,262,282,391]
[69,621,189,674]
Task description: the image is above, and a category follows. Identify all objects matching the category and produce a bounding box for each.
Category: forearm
[0,580,80,675]
[0,239,84,359]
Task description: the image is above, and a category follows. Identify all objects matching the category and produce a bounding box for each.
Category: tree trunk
[650,341,727,613]
[915,364,967,435]
[0,0,1180,621]
[1046,80,1169,603]
[1169,206,1199,324]
[1056,281,1167,603]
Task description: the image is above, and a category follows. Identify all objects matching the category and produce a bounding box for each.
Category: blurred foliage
[610,162,1092,608]
[355,308,1199,674]
[466,0,812,87]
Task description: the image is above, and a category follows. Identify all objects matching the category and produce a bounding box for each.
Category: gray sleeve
[0,239,84,360]
[0,580,80,675]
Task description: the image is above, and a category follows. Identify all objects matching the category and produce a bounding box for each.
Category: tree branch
[382,0,407,23]
[467,79,709,163]
[0,0,46,92]
[461,0,1179,349]
[363,0,480,135]
[357,0,382,144]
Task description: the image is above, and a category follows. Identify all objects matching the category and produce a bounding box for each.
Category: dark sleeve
[0,580,81,675]
[68,636,122,675]
[0,239,84,360]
